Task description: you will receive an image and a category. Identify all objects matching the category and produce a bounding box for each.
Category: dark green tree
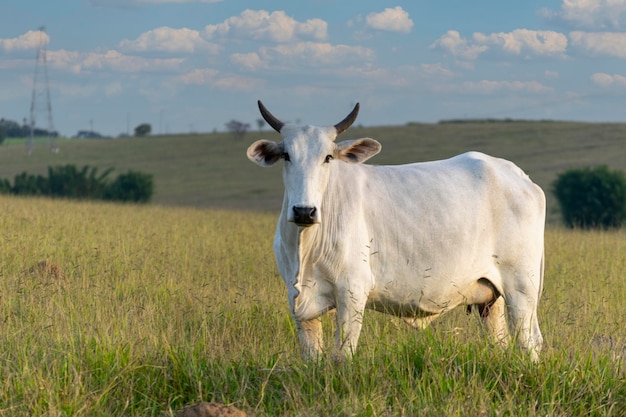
[1,165,152,204]
[105,171,153,203]
[47,165,113,199]
[134,123,152,137]
[225,119,250,141]
[0,178,11,194]
[553,165,626,229]
[256,118,265,132]
[0,118,29,138]
[12,172,48,196]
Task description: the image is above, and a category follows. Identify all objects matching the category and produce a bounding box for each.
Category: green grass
[1,120,624,415]
[1,121,625,223]
[0,196,624,416]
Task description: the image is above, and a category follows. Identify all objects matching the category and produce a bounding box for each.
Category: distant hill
[1,121,625,224]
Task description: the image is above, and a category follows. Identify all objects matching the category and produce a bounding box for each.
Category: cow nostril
[293,206,318,225]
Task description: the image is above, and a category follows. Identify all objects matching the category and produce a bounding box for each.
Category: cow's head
[247,100,381,226]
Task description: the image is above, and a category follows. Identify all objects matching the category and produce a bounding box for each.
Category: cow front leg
[296,317,323,360]
[333,288,368,361]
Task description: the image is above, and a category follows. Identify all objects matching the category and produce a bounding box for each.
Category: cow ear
[247,140,284,167]
[335,138,381,164]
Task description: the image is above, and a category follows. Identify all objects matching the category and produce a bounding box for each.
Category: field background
[0,122,625,416]
[1,121,626,222]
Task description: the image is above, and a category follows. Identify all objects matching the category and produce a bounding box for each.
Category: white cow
[247,101,546,361]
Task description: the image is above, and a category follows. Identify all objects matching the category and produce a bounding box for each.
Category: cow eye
[282,152,290,162]
[324,154,333,164]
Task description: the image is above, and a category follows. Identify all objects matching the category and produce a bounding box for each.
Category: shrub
[0,178,11,194]
[104,170,153,203]
[47,165,113,199]
[1,165,153,204]
[12,172,48,196]
[552,165,626,229]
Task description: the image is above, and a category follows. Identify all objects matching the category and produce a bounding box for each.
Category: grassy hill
[1,121,625,223]
[1,196,624,415]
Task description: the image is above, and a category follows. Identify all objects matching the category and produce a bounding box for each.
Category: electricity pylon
[28,26,58,154]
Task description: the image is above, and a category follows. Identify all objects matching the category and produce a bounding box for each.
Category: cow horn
[258,100,284,133]
[334,103,360,135]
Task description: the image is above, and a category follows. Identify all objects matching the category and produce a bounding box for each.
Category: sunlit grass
[0,196,624,416]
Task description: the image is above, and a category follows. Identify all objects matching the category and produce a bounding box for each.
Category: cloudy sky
[2,0,626,137]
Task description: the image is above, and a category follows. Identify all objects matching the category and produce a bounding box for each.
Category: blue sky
[2,0,626,137]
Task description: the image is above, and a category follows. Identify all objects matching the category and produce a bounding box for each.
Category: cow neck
[302,162,359,268]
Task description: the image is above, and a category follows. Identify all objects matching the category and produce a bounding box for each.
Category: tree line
[0,117,153,141]
[0,118,58,143]
[1,115,263,142]
[0,164,153,204]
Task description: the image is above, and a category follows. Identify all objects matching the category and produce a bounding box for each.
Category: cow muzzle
[292,206,318,226]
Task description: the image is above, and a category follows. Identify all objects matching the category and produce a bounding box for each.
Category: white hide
[247,121,546,362]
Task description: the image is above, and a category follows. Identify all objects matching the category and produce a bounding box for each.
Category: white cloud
[260,42,374,66]
[52,79,122,100]
[430,30,488,60]
[176,68,219,85]
[365,6,413,33]
[569,31,626,57]
[319,63,454,90]
[333,65,389,81]
[203,9,327,43]
[297,17,329,40]
[544,70,560,79]
[591,72,626,87]
[105,81,123,97]
[461,80,553,94]
[0,58,30,70]
[55,82,99,98]
[0,30,49,52]
[174,68,261,91]
[47,49,183,74]
[420,63,455,78]
[473,29,567,56]
[231,52,263,71]
[432,29,567,60]
[137,0,221,3]
[90,0,221,6]
[119,27,220,54]
[213,76,262,91]
[539,0,626,30]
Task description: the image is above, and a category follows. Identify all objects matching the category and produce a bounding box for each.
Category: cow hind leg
[402,314,440,330]
[504,287,543,362]
[479,296,510,347]
[297,318,324,361]
[467,279,510,347]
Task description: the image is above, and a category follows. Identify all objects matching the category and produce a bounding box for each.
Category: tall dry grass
[0,196,624,416]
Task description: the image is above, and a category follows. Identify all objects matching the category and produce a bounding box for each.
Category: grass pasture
[0,196,624,416]
[1,121,625,223]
